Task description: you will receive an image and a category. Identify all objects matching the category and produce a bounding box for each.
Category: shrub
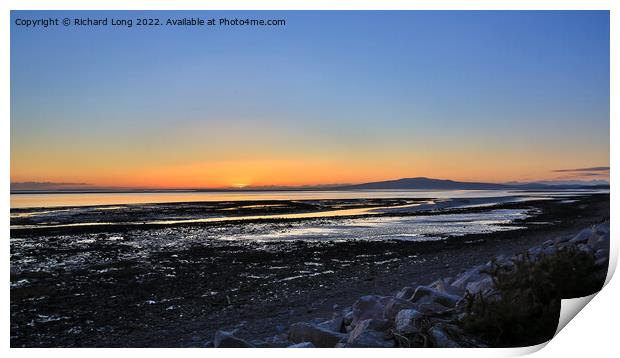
[460,247,605,347]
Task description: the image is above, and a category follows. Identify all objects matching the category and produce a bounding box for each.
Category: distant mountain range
[10,177,609,193]
[340,177,609,190]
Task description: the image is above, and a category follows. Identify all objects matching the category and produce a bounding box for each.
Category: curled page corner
[555,294,598,336]
[553,247,614,338]
[510,341,549,356]
[514,294,600,357]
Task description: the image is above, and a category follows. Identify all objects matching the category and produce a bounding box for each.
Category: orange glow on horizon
[10,154,609,189]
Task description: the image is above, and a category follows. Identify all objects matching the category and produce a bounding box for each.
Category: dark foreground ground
[10,194,609,347]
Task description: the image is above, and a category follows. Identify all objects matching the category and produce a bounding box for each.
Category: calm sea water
[10,189,599,209]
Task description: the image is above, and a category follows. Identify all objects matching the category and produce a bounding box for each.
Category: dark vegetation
[461,247,606,347]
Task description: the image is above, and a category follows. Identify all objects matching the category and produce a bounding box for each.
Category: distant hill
[341,177,608,190]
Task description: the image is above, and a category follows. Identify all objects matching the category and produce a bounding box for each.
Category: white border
[2,1,616,358]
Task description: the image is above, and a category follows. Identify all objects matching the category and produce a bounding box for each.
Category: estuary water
[9,188,601,209]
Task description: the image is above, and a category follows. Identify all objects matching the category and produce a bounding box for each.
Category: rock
[451,264,490,290]
[213,330,255,348]
[542,240,554,247]
[317,315,345,333]
[542,245,557,257]
[288,322,347,348]
[576,243,594,255]
[416,301,453,314]
[465,276,495,295]
[595,249,609,261]
[394,309,423,335]
[288,342,316,348]
[383,297,417,321]
[431,278,464,296]
[570,228,594,244]
[264,334,290,348]
[595,258,609,268]
[595,223,610,236]
[351,295,391,327]
[395,286,417,300]
[203,340,214,348]
[342,307,354,326]
[411,286,461,308]
[588,234,609,252]
[346,319,394,348]
[528,247,542,258]
[555,234,573,245]
[428,326,460,348]
[249,339,270,348]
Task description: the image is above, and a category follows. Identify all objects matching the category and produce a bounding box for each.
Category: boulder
[416,301,453,314]
[588,234,609,252]
[555,235,573,246]
[528,247,542,258]
[465,276,495,295]
[595,258,609,268]
[410,286,461,308]
[595,223,610,236]
[595,249,609,261]
[342,307,354,327]
[430,278,464,296]
[428,326,460,348]
[394,309,423,335]
[288,322,347,348]
[383,297,417,321]
[288,342,316,348]
[450,264,490,290]
[249,339,270,348]
[576,243,595,255]
[213,330,255,348]
[570,228,594,244]
[351,295,391,327]
[264,334,291,348]
[542,245,557,257]
[317,315,345,333]
[346,319,394,348]
[395,286,417,300]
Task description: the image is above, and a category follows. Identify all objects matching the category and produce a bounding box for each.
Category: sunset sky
[11,11,609,189]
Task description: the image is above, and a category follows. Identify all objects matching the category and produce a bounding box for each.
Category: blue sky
[10,11,610,187]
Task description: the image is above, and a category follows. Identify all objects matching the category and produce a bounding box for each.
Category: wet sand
[10,194,609,347]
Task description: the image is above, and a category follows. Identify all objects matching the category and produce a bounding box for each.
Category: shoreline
[10,194,609,347]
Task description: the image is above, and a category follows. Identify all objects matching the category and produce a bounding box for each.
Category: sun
[232,183,247,189]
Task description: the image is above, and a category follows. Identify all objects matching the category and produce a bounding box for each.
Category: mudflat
[10,194,609,347]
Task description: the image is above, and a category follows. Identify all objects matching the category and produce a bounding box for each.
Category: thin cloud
[10,182,92,190]
[553,166,609,173]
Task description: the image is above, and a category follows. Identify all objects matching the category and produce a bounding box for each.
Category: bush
[460,247,605,347]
